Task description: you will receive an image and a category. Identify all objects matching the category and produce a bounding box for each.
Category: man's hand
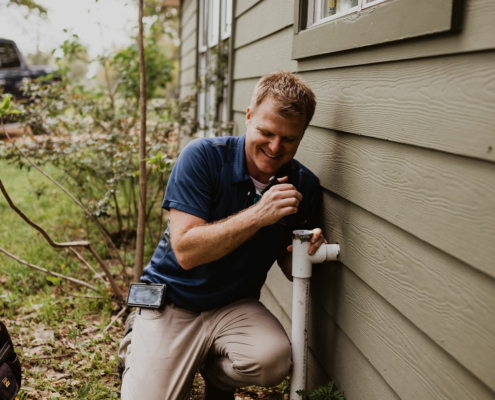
[286,228,328,255]
[171,176,305,270]
[253,176,303,227]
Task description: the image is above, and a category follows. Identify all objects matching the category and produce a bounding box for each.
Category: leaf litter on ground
[2,283,289,400]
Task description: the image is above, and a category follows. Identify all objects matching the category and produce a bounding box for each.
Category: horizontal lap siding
[300,52,495,162]
[233,78,258,111]
[180,0,197,100]
[315,187,495,391]
[180,66,196,87]
[181,11,197,41]
[180,48,196,72]
[230,0,495,398]
[235,0,261,18]
[234,27,297,80]
[309,303,401,400]
[179,83,195,98]
[297,126,495,278]
[234,0,293,49]
[180,28,197,58]
[181,0,197,28]
[312,256,494,399]
[259,283,291,337]
[265,265,292,315]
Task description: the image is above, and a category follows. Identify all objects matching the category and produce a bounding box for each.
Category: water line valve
[292,230,340,278]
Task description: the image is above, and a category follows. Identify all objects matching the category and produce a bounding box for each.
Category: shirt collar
[233,134,251,183]
[232,133,296,184]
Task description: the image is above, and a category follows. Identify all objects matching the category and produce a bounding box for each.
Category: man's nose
[268,137,282,154]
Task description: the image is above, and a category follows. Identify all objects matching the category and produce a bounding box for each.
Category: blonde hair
[250,71,316,128]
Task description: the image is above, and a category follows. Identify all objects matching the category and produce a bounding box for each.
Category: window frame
[310,0,361,29]
[292,0,464,60]
[196,0,233,137]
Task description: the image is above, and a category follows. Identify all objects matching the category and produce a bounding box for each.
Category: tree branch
[59,286,111,300]
[0,178,124,301]
[69,247,107,285]
[0,179,90,248]
[0,247,98,292]
[103,307,127,333]
[134,0,148,283]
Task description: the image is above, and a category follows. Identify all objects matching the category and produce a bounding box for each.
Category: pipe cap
[293,230,313,242]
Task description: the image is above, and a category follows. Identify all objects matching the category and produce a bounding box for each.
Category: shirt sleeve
[162,139,213,221]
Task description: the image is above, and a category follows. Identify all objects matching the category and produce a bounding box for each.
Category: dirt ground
[1,294,288,399]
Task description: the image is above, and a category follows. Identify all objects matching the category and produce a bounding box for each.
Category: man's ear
[245,106,252,128]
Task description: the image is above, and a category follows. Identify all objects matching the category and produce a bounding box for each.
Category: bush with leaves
[0,32,197,256]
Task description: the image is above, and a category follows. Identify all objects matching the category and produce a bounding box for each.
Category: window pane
[198,0,208,52]
[208,0,220,47]
[362,0,389,7]
[221,0,232,40]
[322,0,358,19]
[0,43,21,69]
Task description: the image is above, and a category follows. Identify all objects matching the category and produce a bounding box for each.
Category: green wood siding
[179,0,197,98]
[296,127,495,278]
[233,27,297,80]
[234,0,293,49]
[235,0,261,18]
[175,0,495,397]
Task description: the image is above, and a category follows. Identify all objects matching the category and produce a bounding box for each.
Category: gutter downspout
[290,230,340,400]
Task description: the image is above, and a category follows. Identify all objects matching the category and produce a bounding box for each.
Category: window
[293,0,464,59]
[307,0,389,28]
[197,0,233,137]
[0,43,21,69]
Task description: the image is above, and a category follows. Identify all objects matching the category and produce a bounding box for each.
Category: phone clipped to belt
[126,282,167,309]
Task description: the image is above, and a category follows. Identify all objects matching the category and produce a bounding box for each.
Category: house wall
[230,0,495,399]
[179,0,198,99]
[178,0,495,398]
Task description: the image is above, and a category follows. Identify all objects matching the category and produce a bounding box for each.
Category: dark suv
[0,38,58,100]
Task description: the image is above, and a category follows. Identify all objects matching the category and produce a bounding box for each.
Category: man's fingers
[272,189,303,202]
[287,245,293,252]
[311,228,323,244]
[279,198,300,208]
[308,229,326,255]
[277,176,289,183]
[271,183,297,192]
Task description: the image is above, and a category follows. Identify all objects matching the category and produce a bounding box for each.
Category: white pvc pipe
[290,230,340,400]
[291,277,310,400]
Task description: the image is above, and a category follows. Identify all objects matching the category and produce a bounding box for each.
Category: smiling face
[245,97,307,183]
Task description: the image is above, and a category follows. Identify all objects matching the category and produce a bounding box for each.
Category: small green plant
[296,381,346,400]
[0,94,21,119]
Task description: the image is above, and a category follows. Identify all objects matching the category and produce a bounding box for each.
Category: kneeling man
[119,71,327,400]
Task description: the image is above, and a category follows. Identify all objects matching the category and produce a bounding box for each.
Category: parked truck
[0,38,57,100]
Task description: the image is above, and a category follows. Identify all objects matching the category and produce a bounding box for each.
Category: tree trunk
[134,0,147,283]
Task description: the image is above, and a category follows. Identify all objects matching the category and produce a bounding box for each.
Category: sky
[0,0,139,64]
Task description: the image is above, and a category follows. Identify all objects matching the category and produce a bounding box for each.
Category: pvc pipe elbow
[292,230,340,278]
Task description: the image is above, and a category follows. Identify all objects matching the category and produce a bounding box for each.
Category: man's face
[245,97,306,183]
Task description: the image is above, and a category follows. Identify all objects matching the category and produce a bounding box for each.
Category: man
[119,71,327,400]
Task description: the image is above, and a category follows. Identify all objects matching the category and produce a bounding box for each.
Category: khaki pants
[119,298,292,400]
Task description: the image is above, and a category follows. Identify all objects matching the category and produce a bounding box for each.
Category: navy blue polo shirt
[141,134,321,312]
